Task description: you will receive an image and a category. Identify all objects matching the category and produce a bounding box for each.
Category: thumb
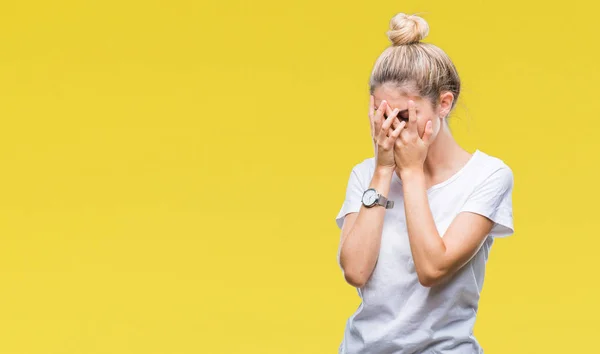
[422,120,433,145]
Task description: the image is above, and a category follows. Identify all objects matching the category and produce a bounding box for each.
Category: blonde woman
[335,13,514,354]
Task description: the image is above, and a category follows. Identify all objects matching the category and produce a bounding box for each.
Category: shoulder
[347,156,376,187]
[348,156,376,176]
[470,150,514,189]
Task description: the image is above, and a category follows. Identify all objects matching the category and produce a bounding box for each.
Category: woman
[335,13,514,354]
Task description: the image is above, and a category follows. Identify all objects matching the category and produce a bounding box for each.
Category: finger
[390,116,401,131]
[385,102,394,117]
[371,119,375,141]
[389,110,404,137]
[387,120,406,143]
[373,101,386,133]
[385,103,402,126]
[399,128,411,144]
[373,100,386,135]
[408,100,418,133]
[382,108,399,131]
[378,107,398,143]
[386,104,396,136]
[395,126,407,148]
[422,120,434,145]
[395,137,403,149]
[370,116,375,141]
[395,136,404,149]
[369,95,375,139]
[369,96,376,140]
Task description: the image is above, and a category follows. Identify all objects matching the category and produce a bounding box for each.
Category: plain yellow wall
[0,0,597,353]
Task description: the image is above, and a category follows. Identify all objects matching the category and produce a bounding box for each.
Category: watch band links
[377,194,394,209]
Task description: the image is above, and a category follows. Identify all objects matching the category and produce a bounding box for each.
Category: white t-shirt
[335,149,514,354]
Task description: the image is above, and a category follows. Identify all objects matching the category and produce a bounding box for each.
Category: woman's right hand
[369,95,406,172]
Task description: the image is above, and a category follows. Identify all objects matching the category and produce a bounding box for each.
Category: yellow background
[0,0,596,353]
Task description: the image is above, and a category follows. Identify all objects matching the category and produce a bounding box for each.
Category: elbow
[416,266,447,288]
[417,273,439,288]
[339,252,371,288]
[341,266,370,288]
[344,270,368,288]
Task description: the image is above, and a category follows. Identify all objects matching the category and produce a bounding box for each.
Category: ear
[438,91,454,119]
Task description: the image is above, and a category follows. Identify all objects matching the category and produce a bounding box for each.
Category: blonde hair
[369,13,461,113]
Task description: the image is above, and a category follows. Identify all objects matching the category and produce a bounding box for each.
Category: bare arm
[338,167,395,288]
[392,99,508,287]
[337,97,404,287]
[402,169,494,287]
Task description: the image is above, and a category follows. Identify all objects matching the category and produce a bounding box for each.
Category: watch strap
[376,194,394,209]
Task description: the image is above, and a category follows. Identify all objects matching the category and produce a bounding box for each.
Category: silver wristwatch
[361,188,394,209]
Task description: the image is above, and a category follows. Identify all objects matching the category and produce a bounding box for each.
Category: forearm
[339,167,394,286]
[401,169,448,282]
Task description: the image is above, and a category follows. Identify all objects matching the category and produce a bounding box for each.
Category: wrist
[369,166,394,195]
[374,166,395,178]
[400,167,425,183]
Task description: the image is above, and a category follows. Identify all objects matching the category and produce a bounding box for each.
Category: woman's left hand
[390,100,434,176]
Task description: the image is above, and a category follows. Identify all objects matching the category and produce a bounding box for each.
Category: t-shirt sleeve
[335,166,365,230]
[460,166,514,238]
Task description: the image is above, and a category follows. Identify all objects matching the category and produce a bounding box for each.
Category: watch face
[363,189,378,206]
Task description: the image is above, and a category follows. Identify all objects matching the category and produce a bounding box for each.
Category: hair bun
[387,13,429,46]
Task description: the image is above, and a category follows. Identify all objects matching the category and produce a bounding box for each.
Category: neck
[422,122,471,179]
